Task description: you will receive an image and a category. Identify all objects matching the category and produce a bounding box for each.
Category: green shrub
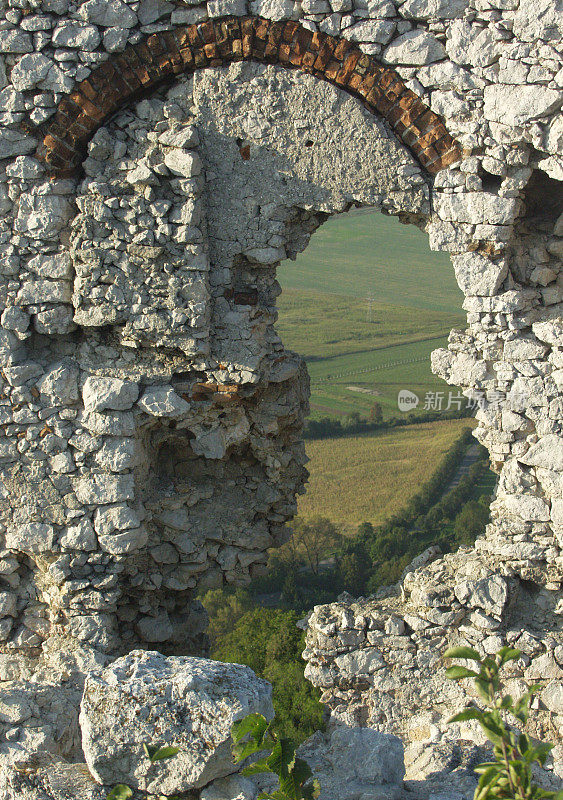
[211,607,324,742]
[445,645,563,800]
[231,713,320,800]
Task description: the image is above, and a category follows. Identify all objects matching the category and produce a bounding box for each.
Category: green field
[297,419,474,534]
[277,209,466,419]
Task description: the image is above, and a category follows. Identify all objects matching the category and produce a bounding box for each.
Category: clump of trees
[249,430,494,605]
[201,594,324,744]
[200,430,495,742]
[303,404,472,440]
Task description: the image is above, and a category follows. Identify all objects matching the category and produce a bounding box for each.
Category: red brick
[347,71,363,92]
[278,42,291,63]
[400,126,420,148]
[334,50,361,86]
[188,25,202,45]
[282,20,299,42]
[416,124,447,151]
[77,78,98,103]
[384,77,405,104]
[365,83,384,107]
[375,95,395,116]
[114,57,144,90]
[301,49,316,70]
[241,18,254,57]
[69,91,106,122]
[433,133,455,156]
[394,99,427,132]
[428,145,462,172]
[312,39,336,71]
[268,21,285,46]
[161,31,184,74]
[333,39,351,60]
[198,20,216,44]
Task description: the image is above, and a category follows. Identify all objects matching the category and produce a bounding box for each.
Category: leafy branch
[231,713,320,800]
[445,645,563,800]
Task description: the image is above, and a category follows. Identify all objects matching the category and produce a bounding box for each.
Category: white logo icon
[398,389,419,412]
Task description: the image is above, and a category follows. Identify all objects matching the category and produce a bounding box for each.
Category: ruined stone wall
[0,0,561,779]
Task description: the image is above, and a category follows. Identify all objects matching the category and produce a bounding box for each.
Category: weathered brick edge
[39,16,462,176]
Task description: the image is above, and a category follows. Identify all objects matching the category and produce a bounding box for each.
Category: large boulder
[297,726,405,800]
[80,651,274,795]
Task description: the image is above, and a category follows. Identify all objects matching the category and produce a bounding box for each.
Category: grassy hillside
[276,210,466,420]
[278,209,464,312]
[298,418,474,533]
[277,289,462,361]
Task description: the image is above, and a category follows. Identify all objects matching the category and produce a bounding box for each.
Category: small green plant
[231,712,320,800]
[107,787,133,800]
[106,743,180,800]
[444,645,563,800]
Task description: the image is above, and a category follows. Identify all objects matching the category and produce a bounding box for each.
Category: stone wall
[0,0,561,785]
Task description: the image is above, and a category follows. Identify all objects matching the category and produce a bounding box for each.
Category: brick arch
[39,16,461,176]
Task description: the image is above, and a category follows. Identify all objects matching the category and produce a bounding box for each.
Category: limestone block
[520,435,563,472]
[83,377,139,412]
[249,0,295,19]
[73,474,136,504]
[138,0,175,24]
[157,125,199,148]
[0,591,16,617]
[511,0,563,42]
[98,528,148,555]
[77,0,137,27]
[134,609,176,641]
[60,519,97,551]
[484,85,563,127]
[533,319,563,346]
[94,504,141,535]
[164,150,203,178]
[451,253,508,296]
[503,336,549,361]
[51,22,101,50]
[15,195,73,238]
[334,647,385,677]
[502,493,551,522]
[27,253,72,280]
[200,774,258,800]
[5,523,55,553]
[6,155,44,179]
[38,363,79,405]
[137,385,191,418]
[383,30,446,65]
[344,20,396,43]
[1,307,30,333]
[80,651,274,794]
[399,0,468,19]
[0,754,106,800]
[543,682,563,714]
[17,279,72,304]
[0,30,33,53]
[208,0,247,15]
[454,575,507,616]
[95,439,139,472]
[9,54,52,91]
[434,192,520,225]
[298,727,405,800]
